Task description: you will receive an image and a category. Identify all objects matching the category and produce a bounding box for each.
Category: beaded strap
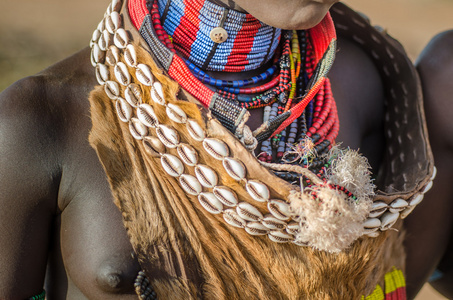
[27,290,45,300]
[135,271,158,300]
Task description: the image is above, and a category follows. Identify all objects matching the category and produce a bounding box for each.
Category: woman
[0,0,436,298]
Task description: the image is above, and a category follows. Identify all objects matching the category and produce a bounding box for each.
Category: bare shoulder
[417,30,453,146]
[0,47,96,209]
[1,48,94,127]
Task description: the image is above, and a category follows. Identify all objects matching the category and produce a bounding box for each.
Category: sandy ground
[0,0,452,298]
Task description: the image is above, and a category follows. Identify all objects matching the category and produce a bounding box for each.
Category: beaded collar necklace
[141,0,341,182]
[129,0,336,141]
[157,0,281,72]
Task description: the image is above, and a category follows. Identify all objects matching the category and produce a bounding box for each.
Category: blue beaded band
[187,60,277,88]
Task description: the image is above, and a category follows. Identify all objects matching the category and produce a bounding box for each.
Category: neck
[208,0,246,12]
[157,0,281,72]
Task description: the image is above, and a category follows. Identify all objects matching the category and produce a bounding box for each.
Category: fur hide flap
[87,38,406,300]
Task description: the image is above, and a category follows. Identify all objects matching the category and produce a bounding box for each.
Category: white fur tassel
[289,148,374,253]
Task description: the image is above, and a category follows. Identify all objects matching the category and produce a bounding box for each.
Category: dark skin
[406,30,453,299]
[0,1,444,299]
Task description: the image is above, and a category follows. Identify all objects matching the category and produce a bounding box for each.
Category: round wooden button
[210,27,228,43]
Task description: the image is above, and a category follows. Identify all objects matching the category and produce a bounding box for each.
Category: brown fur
[87,38,406,299]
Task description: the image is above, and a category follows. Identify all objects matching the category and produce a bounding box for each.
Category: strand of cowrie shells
[90,0,436,245]
[91,0,305,246]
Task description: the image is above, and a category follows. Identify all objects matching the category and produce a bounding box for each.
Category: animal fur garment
[88,38,406,299]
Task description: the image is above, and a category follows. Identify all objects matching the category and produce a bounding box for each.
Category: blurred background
[0,0,451,298]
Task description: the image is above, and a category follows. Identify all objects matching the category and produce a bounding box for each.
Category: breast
[57,147,142,297]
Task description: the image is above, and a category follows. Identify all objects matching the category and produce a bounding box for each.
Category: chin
[234,0,338,30]
[282,4,333,30]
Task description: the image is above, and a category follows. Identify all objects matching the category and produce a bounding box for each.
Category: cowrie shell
[99,30,112,51]
[293,239,309,246]
[186,119,205,142]
[366,231,380,238]
[166,103,187,124]
[95,63,109,85]
[195,165,218,188]
[143,136,165,157]
[177,143,198,166]
[213,186,238,207]
[91,44,105,66]
[106,3,112,16]
[223,209,246,228]
[113,28,129,49]
[111,0,122,12]
[136,64,154,87]
[179,174,202,196]
[203,138,229,160]
[92,29,102,43]
[400,205,416,219]
[104,80,120,100]
[129,118,148,140]
[408,193,424,207]
[124,83,142,107]
[363,218,381,230]
[286,221,301,235]
[431,167,437,181]
[268,231,294,243]
[105,15,115,35]
[198,192,223,214]
[115,98,132,123]
[137,104,159,128]
[114,62,131,86]
[223,158,246,181]
[261,215,286,230]
[97,18,106,32]
[106,45,120,66]
[90,51,97,67]
[268,200,291,221]
[156,124,180,149]
[106,11,122,34]
[151,81,166,105]
[389,198,408,214]
[124,44,137,68]
[236,202,263,222]
[422,181,433,194]
[369,201,388,218]
[161,154,184,177]
[364,227,379,234]
[380,212,399,231]
[245,222,269,236]
[246,180,270,202]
